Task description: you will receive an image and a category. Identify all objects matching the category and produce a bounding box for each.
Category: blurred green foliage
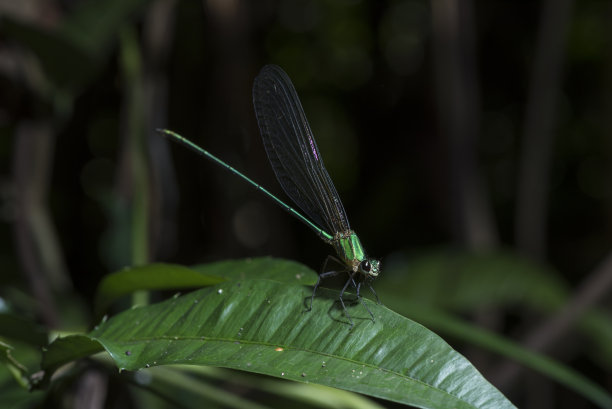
[1,0,612,408]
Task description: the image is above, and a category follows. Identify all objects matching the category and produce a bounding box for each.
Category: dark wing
[252,65,350,235]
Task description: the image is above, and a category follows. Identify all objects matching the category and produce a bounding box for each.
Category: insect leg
[367,282,381,304]
[338,273,356,329]
[308,255,344,311]
[354,281,375,322]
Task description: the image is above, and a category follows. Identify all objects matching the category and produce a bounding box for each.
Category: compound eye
[361,260,371,272]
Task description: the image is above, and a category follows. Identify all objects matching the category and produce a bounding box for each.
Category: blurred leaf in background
[1,0,612,408]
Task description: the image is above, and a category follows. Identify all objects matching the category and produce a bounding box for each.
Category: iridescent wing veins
[252,65,350,235]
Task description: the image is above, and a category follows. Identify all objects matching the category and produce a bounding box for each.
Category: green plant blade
[94,258,317,315]
[37,335,104,387]
[176,365,386,409]
[380,250,567,312]
[127,366,277,409]
[190,257,318,284]
[94,263,226,314]
[0,341,29,388]
[0,313,48,347]
[89,279,515,409]
[395,302,612,409]
[0,0,150,92]
[380,250,612,407]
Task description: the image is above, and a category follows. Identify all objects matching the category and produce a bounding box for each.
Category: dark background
[1,0,611,408]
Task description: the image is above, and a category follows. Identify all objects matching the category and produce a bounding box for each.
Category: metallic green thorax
[333,231,380,278]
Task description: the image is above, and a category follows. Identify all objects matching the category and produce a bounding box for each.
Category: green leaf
[0,341,30,388]
[59,0,151,56]
[0,0,151,92]
[395,302,612,409]
[190,257,318,284]
[579,309,612,368]
[174,365,386,409]
[380,251,612,407]
[38,335,104,387]
[0,364,43,409]
[0,313,48,347]
[381,250,567,312]
[89,279,514,409]
[94,258,313,314]
[94,263,226,314]
[0,18,96,92]
[127,366,283,409]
